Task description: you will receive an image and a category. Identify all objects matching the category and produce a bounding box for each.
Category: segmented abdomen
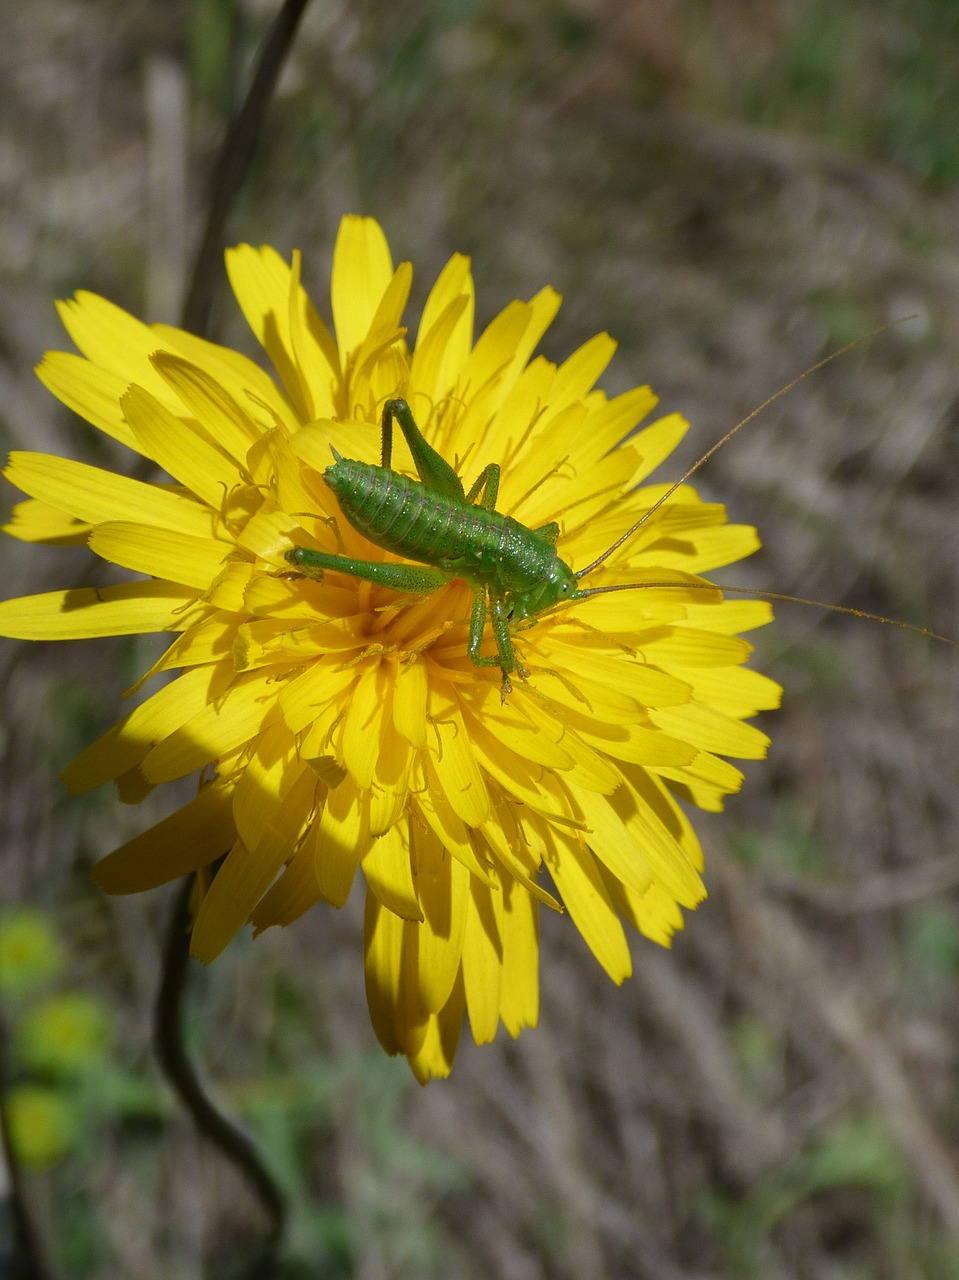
[325,457,553,589]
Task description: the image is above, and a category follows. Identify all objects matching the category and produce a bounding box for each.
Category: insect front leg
[286,547,450,595]
[467,587,527,701]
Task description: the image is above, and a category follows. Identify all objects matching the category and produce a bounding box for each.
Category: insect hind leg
[286,546,450,594]
[381,398,465,501]
[465,463,501,511]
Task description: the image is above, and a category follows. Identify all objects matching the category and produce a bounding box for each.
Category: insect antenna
[575,321,912,582]
[572,580,959,649]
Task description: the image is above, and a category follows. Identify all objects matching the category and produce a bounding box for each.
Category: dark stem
[151,0,317,1257]
[155,876,286,1249]
[4,0,312,1268]
[181,0,313,336]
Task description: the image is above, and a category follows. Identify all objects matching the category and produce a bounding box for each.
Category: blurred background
[2,1,959,1276]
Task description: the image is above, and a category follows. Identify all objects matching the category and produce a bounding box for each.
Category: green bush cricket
[287,397,585,698]
[287,343,957,700]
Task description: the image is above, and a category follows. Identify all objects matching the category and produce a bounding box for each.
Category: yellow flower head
[0,217,781,1081]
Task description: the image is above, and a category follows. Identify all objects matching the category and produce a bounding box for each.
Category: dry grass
[2,1,959,1276]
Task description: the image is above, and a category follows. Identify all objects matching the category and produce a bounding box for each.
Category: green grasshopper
[286,398,592,697]
[287,365,956,698]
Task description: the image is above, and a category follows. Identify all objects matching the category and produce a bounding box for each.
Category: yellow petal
[674,664,783,718]
[624,765,706,873]
[655,750,744,805]
[409,295,472,418]
[462,878,503,1045]
[626,412,690,484]
[634,627,752,667]
[207,561,256,612]
[369,716,411,837]
[363,823,422,922]
[351,260,413,384]
[225,243,339,422]
[454,293,560,449]
[411,253,474,404]
[150,353,263,465]
[495,398,587,512]
[392,659,428,748]
[480,808,561,911]
[91,782,235,892]
[426,688,490,827]
[243,572,336,621]
[406,979,465,1084]
[87,523,232,590]
[631,883,686,946]
[278,660,355,737]
[544,638,693,709]
[574,717,697,769]
[285,250,337,422]
[314,778,371,907]
[649,701,771,759]
[364,894,426,1057]
[35,352,140,451]
[231,719,308,858]
[416,254,473,372]
[644,522,762,575]
[291,417,379,475]
[568,783,655,899]
[5,453,214,536]
[341,664,386,790]
[566,590,688,633]
[141,614,236,677]
[466,687,574,770]
[411,824,469,1015]
[3,499,89,544]
[330,216,394,365]
[152,322,297,432]
[683,598,774,633]
[572,779,705,909]
[55,292,181,405]
[498,880,539,1036]
[461,712,549,810]
[121,386,242,508]
[600,868,685,948]
[549,332,618,409]
[63,662,229,793]
[191,763,316,962]
[140,669,281,783]
[416,759,492,883]
[0,582,198,640]
[517,696,621,794]
[249,838,322,931]
[548,832,632,983]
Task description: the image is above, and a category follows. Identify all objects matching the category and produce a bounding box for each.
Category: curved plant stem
[155,876,287,1249]
[152,0,317,1257]
[3,0,313,1268]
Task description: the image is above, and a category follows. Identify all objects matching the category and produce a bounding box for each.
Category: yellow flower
[0,217,781,1082]
[5,1084,77,1169]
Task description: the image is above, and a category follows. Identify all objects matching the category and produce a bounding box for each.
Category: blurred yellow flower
[6,1084,77,1169]
[20,992,113,1075]
[0,217,780,1081]
[0,909,64,994]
